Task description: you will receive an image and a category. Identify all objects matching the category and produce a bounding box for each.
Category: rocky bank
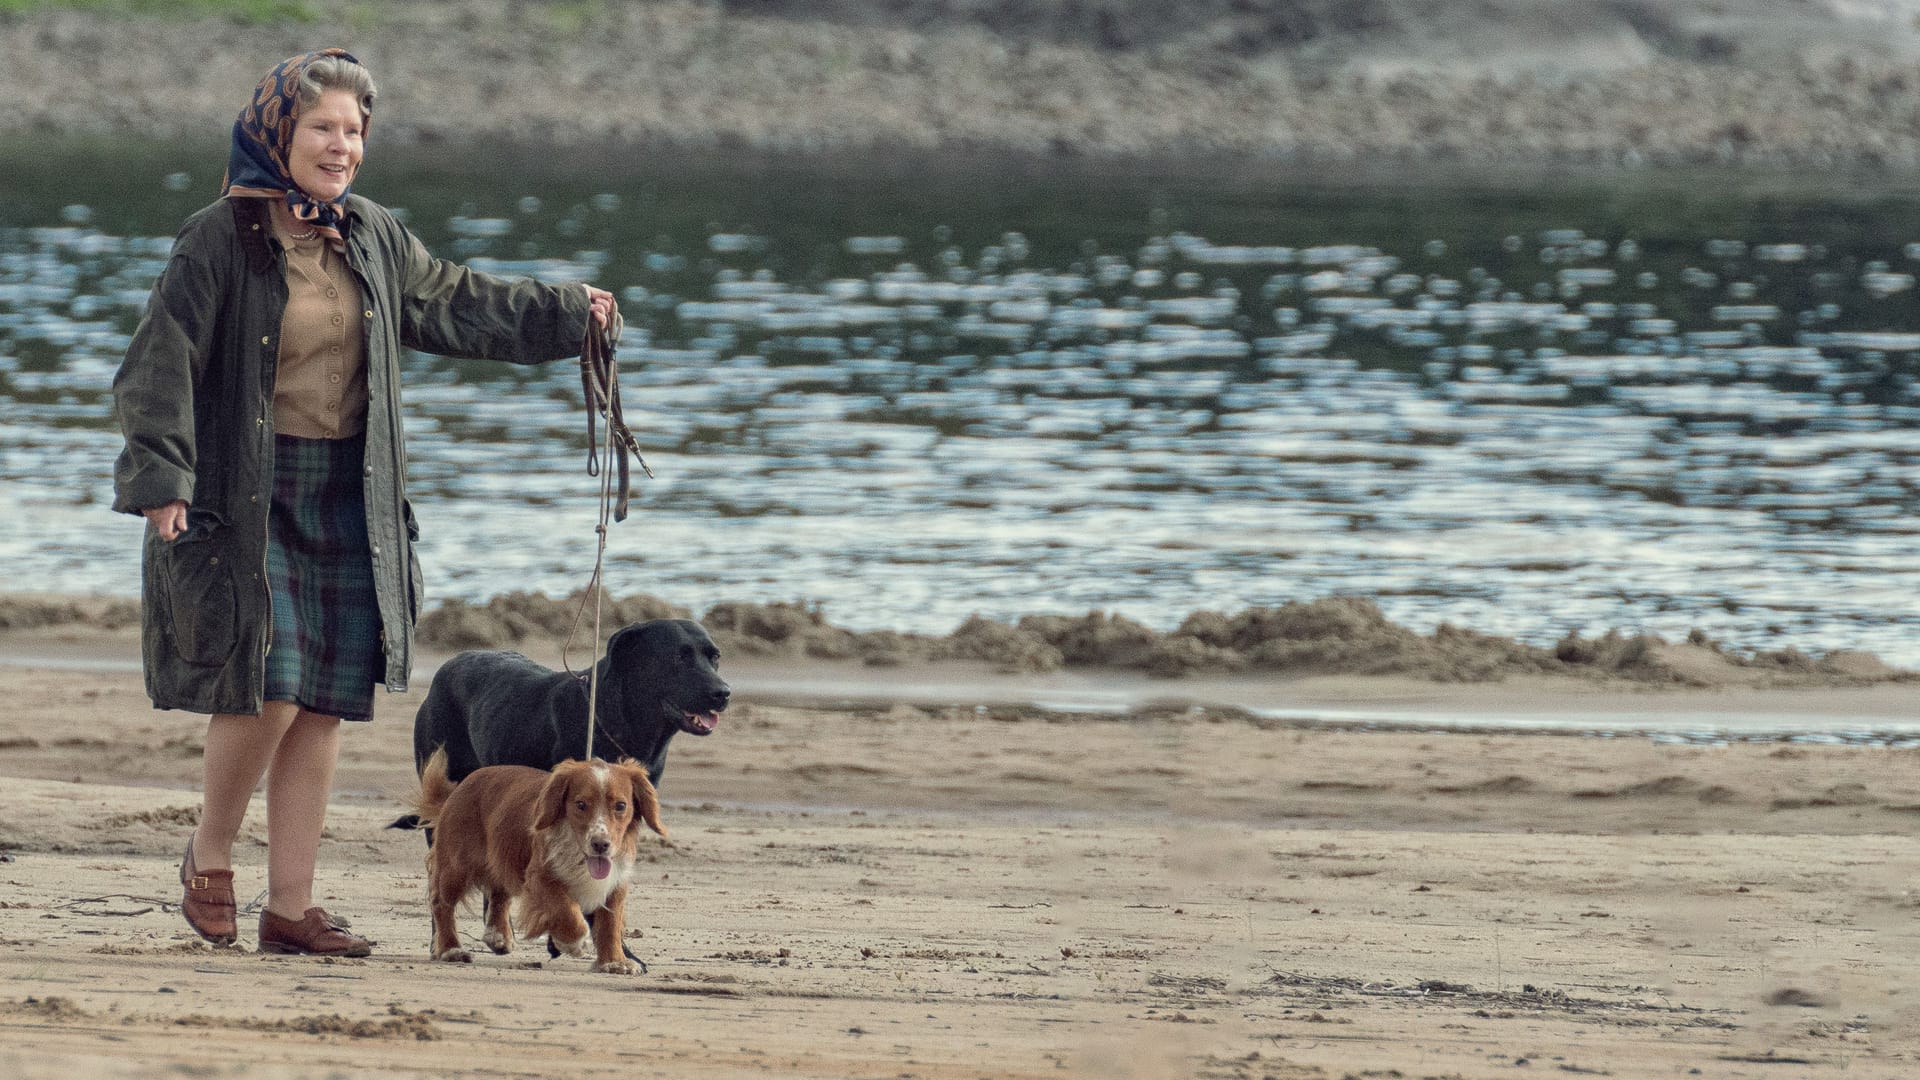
[9,0,1920,168]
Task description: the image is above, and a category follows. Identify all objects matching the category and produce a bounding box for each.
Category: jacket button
[364,310,373,319]
[363,464,373,477]
[250,494,258,503]
[261,336,270,345]
[371,545,381,559]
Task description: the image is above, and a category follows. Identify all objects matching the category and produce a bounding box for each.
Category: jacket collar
[231,195,369,274]
[230,196,278,276]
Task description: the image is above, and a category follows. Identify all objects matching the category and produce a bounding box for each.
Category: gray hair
[297,55,376,124]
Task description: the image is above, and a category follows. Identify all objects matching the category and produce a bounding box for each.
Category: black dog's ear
[604,623,646,662]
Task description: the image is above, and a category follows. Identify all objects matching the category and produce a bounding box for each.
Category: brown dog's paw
[435,947,473,963]
[483,928,511,955]
[593,958,640,975]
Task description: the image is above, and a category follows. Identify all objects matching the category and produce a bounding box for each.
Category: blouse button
[326,288,337,298]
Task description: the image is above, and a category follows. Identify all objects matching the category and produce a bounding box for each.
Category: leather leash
[564,302,651,761]
[578,305,651,521]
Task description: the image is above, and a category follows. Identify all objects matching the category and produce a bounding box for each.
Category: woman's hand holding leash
[584,284,614,330]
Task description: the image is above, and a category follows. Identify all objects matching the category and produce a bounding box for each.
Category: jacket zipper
[344,241,404,690]
[257,242,285,707]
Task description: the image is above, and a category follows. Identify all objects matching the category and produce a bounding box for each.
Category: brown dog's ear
[535,764,579,832]
[619,760,667,838]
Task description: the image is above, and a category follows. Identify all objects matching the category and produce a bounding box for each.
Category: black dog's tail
[389,748,457,833]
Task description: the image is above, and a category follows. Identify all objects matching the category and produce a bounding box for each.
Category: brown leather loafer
[258,907,372,958]
[178,835,236,946]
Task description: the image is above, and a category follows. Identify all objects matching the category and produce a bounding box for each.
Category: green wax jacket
[112,194,591,715]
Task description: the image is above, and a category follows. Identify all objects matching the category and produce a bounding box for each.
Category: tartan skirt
[264,434,382,722]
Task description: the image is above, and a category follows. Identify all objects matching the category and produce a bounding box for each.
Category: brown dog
[411,748,665,973]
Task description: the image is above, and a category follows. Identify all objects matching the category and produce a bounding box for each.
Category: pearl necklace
[288,226,319,241]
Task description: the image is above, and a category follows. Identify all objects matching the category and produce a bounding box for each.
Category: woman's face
[287,88,364,201]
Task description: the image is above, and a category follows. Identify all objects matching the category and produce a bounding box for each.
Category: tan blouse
[271,213,369,439]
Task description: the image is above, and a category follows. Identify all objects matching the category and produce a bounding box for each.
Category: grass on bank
[0,0,318,21]
[0,0,616,34]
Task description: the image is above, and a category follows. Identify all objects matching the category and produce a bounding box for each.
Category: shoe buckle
[190,875,211,891]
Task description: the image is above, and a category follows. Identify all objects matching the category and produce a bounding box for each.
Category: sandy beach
[0,609,1917,1078]
[6,3,1920,1071]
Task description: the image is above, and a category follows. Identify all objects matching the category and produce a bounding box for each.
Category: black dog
[393,618,727,824]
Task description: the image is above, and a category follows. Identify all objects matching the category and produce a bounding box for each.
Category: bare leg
[263,708,342,920]
[191,701,299,872]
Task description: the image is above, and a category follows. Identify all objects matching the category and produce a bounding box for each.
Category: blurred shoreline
[4,591,1912,700]
[11,1,1920,169]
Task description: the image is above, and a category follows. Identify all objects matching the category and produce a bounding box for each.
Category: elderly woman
[111,49,614,956]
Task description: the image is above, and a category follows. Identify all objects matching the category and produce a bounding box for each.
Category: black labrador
[390,618,728,967]
[391,618,727,834]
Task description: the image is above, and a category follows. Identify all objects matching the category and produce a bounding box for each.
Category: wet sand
[1,620,1917,1076]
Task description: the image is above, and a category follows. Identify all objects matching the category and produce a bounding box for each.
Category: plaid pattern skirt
[265,434,382,721]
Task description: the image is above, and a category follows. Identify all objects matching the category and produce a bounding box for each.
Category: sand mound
[415,590,691,651]
[0,595,140,632]
[7,591,1909,688]
[408,592,1916,687]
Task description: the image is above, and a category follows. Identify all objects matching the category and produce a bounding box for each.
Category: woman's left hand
[584,284,615,330]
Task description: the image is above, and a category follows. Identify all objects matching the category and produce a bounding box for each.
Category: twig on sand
[1147,972,1227,992]
[61,894,168,917]
[1259,964,1733,1024]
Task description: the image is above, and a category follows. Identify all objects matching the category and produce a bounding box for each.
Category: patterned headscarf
[222,48,368,249]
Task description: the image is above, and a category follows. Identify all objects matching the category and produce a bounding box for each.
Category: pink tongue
[588,856,612,880]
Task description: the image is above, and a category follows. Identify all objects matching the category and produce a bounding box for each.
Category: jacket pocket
[403,499,424,625]
[161,509,239,667]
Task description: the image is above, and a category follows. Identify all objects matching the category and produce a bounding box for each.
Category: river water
[3,140,1918,666]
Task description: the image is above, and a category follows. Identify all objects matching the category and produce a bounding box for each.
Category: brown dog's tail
[407,747,459,830]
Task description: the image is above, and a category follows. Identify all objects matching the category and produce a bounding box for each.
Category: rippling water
[3,141,1919,665]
